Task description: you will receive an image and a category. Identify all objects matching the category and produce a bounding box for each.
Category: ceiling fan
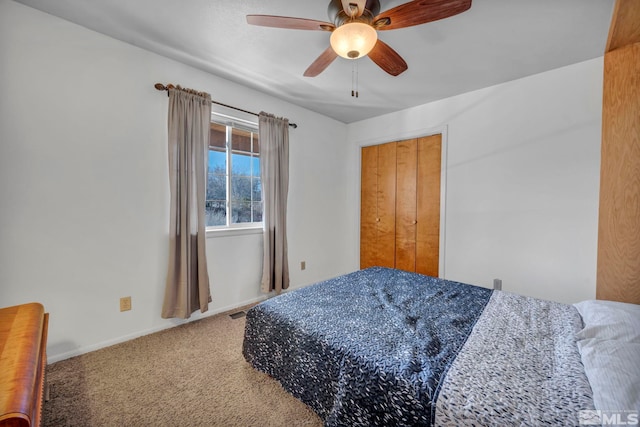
[247,0,471,77]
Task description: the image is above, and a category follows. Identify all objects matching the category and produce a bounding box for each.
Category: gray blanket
[435,290,595,426]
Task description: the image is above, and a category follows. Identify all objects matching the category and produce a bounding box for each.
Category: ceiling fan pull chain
[351,61,355,97]
[351,61,359,98]
[356,60,359,98]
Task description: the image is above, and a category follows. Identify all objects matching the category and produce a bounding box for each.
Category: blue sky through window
[208,150,225,172]
[209,150,259,176]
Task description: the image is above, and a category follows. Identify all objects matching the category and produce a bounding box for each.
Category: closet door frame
[357,126,449,278]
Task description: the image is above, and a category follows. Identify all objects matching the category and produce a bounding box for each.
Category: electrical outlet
[301,261,306,270]
[120,296,132,312]
[493,279,502,291]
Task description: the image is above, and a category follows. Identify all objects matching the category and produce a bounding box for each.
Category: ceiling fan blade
[304,47,339,77]
[341,0,367,18]
[247,15,335,31]
[367,40,408,76]
[374,0,471,31]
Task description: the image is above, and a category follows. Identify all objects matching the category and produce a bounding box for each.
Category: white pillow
[573,300,640,413]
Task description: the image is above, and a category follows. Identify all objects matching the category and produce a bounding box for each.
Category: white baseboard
[47,295,268,364]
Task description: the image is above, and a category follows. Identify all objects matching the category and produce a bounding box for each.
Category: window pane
[231,176,252,202]
[209,123,226,150]
[252,177,261,201]
[207,173,226,200]
[208,149,226,172]
[231,201,252,224]
[231,153,252,177]
[252,157,260,176]
[253,135,259,155]
[206,200,226,227]
[232,128,253,153]
[252,202,263,223]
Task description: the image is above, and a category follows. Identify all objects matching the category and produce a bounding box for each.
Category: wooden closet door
[395,139,417,272]
[360,145,378,269]
[376,142,397,268]
[360,143,396,269]
[416,135,442,277]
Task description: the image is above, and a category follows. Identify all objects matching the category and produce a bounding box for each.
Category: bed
[242,267,640,426]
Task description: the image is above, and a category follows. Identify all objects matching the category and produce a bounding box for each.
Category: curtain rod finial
[154,83,176,91]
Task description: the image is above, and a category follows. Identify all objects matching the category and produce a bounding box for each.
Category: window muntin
[206,119,261,228]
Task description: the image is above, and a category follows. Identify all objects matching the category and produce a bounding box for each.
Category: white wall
[346,58,603,304]
[0,0,353,362]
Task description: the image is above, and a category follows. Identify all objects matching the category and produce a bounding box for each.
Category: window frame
[206,112,263,236]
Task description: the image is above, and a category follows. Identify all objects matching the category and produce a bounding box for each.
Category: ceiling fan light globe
[330,22,377,59]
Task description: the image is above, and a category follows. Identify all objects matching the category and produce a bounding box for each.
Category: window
[206,118,262,228]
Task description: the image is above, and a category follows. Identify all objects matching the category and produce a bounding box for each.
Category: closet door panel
[360,145,378,269]
[395,139,417,272]
[376,142,397,268]
[416,135,442,277]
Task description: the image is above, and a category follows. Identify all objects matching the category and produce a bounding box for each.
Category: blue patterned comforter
[242,267,492,426]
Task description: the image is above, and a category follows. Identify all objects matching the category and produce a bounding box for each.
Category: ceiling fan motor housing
[327,0,380,25]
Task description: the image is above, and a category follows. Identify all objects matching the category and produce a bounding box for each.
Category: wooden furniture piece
[360,134,442,276]
[0,303,49,427]
[597,0,640,304]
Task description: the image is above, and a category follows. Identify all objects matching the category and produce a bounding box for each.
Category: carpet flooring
[43,308,323,427]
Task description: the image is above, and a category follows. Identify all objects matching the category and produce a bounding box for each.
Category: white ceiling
[14,0,614,123]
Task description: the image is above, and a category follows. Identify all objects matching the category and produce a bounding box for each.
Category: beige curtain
[259,112,290,294]
[162,87,212,319]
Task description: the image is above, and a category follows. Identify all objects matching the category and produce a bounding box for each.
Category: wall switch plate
[120,296,132,312]
[301,261,306,270]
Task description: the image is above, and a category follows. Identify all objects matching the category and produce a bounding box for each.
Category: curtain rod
[154,83,297,129]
